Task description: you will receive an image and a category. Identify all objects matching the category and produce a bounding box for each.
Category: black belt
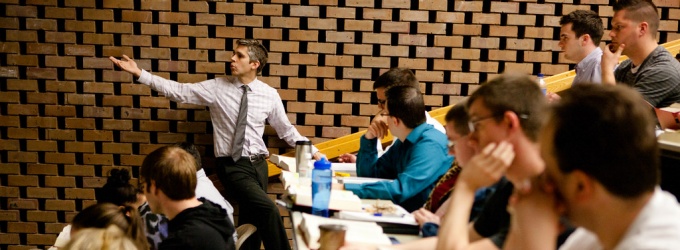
[244,154,266,162]
[221,154,267,163]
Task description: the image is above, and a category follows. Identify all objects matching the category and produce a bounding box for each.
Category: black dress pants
[216,156,291,250]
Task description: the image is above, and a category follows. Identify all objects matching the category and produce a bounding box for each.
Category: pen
[373,212,405,218]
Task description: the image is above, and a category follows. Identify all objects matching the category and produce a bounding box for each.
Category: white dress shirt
[560,188,680,250]
[137,70,318,157]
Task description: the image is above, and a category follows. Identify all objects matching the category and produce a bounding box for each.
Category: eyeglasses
[468,114,499,133]
[380,112,391,117]
[377,99,387,105]
[467,113,529,133]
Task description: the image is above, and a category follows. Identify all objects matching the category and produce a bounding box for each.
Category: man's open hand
[109,55,142,79]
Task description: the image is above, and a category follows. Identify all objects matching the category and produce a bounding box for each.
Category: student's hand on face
[459,141,515,191]
[338,153,357,163]
[602,43,625,72]
[365,115,389,140]
[109,55,142,78]
[413,208,441,227]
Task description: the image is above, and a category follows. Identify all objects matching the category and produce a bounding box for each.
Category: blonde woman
[64,225,137,250]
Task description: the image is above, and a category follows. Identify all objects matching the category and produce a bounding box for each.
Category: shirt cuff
[137,69,152,85]
[344,183,363,196]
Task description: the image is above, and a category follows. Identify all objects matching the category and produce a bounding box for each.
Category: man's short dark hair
[549,84,658,198]
[140,146,197,200]
[175,142,202,171]
[445,104,470,136]
[613,0,659,38]
[560,10,604,45]
[385,85,426,129]
[236,39,268,74]
[373,68,419,90]
[467,73,546,142]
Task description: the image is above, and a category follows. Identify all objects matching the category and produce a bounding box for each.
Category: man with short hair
[559,10,604,84]
[111,39,315,250]
[140,146,235,250]
[139,142,239,249]
[344,85,452,212]
[602,0,680,108]
[506,84,680,249]
[435,73,547,250]
[338,68,445,162]
[548,10,604,102]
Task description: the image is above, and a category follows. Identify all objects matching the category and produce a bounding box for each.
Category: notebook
[655,105,680,130]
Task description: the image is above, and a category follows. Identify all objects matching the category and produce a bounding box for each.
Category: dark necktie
[231,85,249,161]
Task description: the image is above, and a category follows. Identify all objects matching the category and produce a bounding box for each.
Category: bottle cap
[538,73,544,77]
[314,157,331,170]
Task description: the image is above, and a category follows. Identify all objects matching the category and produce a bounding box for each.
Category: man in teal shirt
[344,85,452,212]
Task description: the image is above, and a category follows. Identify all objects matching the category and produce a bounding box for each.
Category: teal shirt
[346,123,453,212]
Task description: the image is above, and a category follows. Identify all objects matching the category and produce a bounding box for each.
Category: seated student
[140,145,235,250]
[601,0,680,107]
[64,225,138,250]
[547,9,604,102]
[69,203,148,250]
[344,85,452,212]
[506,84,680,249]
[140,142,239,249]
[51,169,148,250]
[434,73,546,250]
[412,104,502,237]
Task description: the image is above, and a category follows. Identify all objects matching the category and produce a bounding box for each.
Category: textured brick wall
[1,0,679,248]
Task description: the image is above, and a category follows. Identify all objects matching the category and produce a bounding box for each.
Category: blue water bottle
[312,157,332,217]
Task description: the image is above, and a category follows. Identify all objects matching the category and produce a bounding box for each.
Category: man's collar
[577,47,602,68]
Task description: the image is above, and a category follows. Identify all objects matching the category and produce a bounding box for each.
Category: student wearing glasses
[343,85,452,212]
[412,104,503,238]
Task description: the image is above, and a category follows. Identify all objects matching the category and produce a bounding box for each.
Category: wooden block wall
[0,0,679,248]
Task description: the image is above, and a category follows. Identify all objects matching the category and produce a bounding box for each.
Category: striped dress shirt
[137,70,318,158]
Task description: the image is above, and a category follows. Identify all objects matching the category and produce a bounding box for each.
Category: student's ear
[580,34,591,46]
[571,170,594,202]
[149,180,159,195]
[638,21,649,37]
[250,61,260,71]
[391,116,401,127]
[504,111,522,132]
